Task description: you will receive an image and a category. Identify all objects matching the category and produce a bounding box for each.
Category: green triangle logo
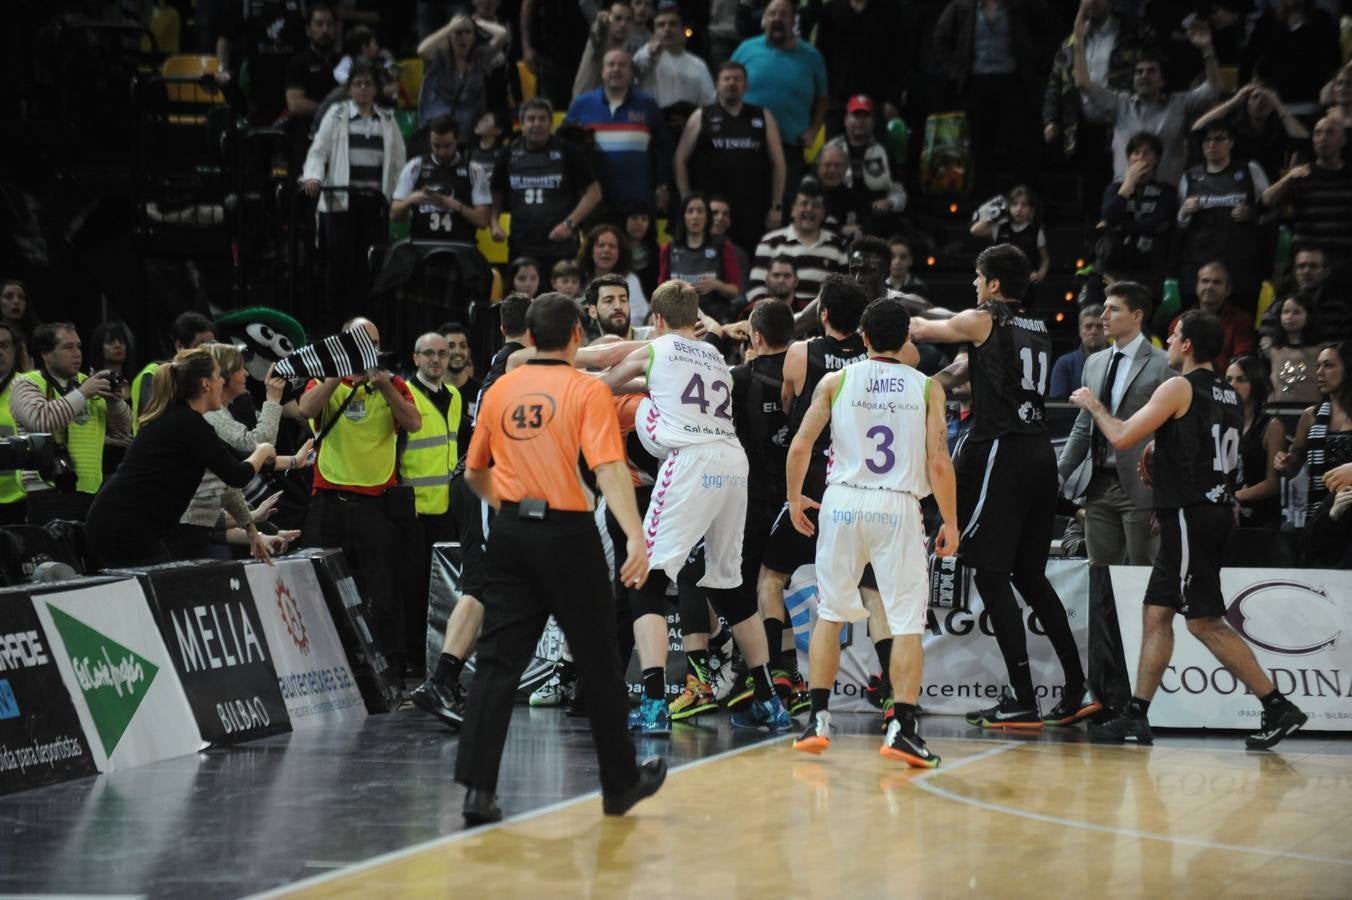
[46,603,160,757]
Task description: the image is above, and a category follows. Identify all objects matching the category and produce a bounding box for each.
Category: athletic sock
[810,688,831,714]
[750,663,774,702]
[974,570,1036,703]
[431,653,463,688]
[894,701,919,723]
[763,617,784,668]
[1259,689,1285,710]
[710,626,732,657]
[642,667,666,701]
[1014,570,1085,691]
[687,649,711,683]
[781,648,802,683]
[1126,697,1150,719]
[873,637,893,676]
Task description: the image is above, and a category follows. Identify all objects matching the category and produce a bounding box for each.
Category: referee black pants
[455,506,639,797]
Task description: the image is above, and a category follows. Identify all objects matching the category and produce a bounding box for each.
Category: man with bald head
[300,317,423,679]
[565,47,672,216]
[1263,116,1352,279]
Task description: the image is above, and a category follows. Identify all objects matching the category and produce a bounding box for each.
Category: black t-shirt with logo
[491,136,595,258]
[410,155,480,242]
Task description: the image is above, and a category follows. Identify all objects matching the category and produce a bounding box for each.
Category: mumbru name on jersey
[508,173,564,191]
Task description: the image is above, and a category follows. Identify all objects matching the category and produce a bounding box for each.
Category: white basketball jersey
[640,333,740,452]
[827,359,932,496]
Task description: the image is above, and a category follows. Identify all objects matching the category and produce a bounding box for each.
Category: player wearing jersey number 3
[788,297,959,767]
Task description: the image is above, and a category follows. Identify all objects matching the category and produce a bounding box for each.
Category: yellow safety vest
[21,371,108,495]
[399,382,462,516]
[0,377,25,504]
[313,381,400,488]
[130,361,160,434]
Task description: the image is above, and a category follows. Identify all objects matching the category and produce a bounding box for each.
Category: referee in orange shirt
[454,293,666,826]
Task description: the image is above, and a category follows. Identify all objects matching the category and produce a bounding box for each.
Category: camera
[104,371,126,392]
[0,434,78,493]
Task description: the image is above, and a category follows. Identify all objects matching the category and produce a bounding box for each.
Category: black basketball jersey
[1180,161,1260,283]
[1152,368,1243,510]
[789,332,868,457]
[694,104,771,223]
[732,351,788,500]
[410,155,478,242]
[500,136,583,257]
[666,239,726,285]
[967,302,1050,442]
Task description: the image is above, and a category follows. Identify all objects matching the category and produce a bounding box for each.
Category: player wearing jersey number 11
[788,297,959,767]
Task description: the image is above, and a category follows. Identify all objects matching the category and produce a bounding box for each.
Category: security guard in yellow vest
[298,318,423,679]
[10,323,132,524]
[0,323,27,524]
[398,331,471,676]
[130,311,216,433]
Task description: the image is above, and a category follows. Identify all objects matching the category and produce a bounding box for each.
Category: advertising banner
[131,561,292,744]
[245,559,367,728]
[33,579,203,771]
[1112,567,1352,731]
[0,588,97,795]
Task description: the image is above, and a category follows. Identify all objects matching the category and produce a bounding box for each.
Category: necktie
[1092,350,1125,467]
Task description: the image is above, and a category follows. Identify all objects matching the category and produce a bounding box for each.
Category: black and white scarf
[273,328,380,382]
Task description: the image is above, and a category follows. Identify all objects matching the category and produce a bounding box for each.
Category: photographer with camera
[11,322,132,525]
[0,322,26,524]
[298,317,422,680]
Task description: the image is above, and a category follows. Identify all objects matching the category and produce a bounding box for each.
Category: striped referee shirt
[346,100,384,193]
[746,224,848,309]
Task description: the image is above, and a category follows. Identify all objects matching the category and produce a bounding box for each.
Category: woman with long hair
[1274,341,1352,565]
[578,223,648,325]
[417,12,510,141]
[1263,294,1322,405]
[1225,355,1286,529]
[1,278,38,371]
[85,348,278,567]
[505,256,542,298]
[659,192,741,322]
[88,321,137,379]
[168,344,311,561]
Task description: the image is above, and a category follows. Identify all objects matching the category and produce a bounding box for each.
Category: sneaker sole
[725,690,754,710]
[793,736,830,754]
[789,700,812,716]
[880,745,940,768]
[1088,730,1154,745]
[669,701,718,721]
[529,697,562,708]
[1043,701,1104,727]
[974,719,1044,731]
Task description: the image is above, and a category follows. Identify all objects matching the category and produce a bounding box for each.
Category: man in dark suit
[1058,280,1173,718]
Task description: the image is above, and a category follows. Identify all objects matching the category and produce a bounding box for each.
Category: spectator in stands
[1275,341,1352,567]
[302,60,407,324]
[674,61,787,255]
[815,143,864,238]
[565,49,672,217]
[1247,0,1342,119]
[1043,0,1156,223]
[1263,294,1325,406]
[1225,354,1286,531]
[886,234,930,299]
[572,1,648,99]
[551,259,584,301]
[1261,244,1352,348]
[814,0,905,138]
[1262,117,1352,280]
[1097,130,1177,290]
[88,320,137,405]
[85,349,276,568]
[1074,11,1222,189]
[131,311,216,429]
[1050,304,1107,400]
[659,192,741,322]
[418,13,511,142]
[507,257,542,298]
[746,180,847,311]
[1169,261,1256,374]
[623,203,660,298]
[709,196,753,295]
[732,0,829,210]
[1190,82,1310,183]
[13,323,133,524]
[0,322,26,524]
[284,4,340,135]
[934,0,1056,200]
[822,96,907,228]
[1322,63,1352,130]
[390,116,493,243]
[520,0,592,109]
[1177,121,1271,316]
[300,318,422,677]
[215,0,307,125]
[579,223,649,324]
[970,185,1049,290]
[746,255,800,316]
[490,98,602,277]
[440,323,483,415]
[634,4,716,117]
[469,110,505,188]
[1,278,38,372]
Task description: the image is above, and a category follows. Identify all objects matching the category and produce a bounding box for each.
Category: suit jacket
[1058,338,1173,511]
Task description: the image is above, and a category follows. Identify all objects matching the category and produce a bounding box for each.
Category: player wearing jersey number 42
[787,297,960,768]
[1071,309,1307,751]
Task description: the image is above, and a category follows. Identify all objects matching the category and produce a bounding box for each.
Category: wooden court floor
[260,726,1352,899]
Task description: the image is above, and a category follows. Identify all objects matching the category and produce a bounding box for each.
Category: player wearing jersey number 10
[787,297,959,767]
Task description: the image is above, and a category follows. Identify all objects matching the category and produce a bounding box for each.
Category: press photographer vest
[410,154,477,242]
[21,370,107,495]
[399,383,462,515]
[0,375,24,504]
[315,382,399,488]
[130,361,160,433]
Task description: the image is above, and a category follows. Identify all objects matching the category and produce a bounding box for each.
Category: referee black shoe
[1245,702,1308,750]
[602,757,667,816]
[462,788,502,826]
[1088,712,1154,745]
[965,687,1042,730]
[410,679,465,730]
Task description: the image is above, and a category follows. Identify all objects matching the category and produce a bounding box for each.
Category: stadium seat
[477,214,510,264]
[160,55,226,123]
[516,60,537,103]
[399,58,423,111]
